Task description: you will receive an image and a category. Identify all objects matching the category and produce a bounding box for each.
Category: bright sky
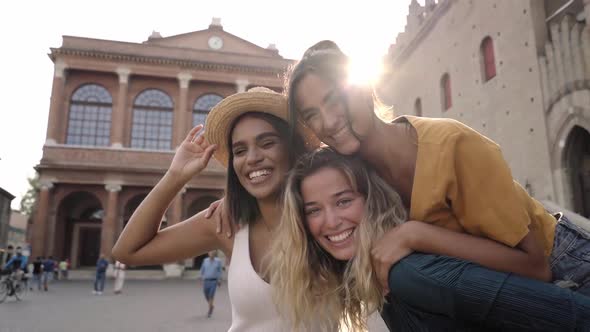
[0,0,415,209]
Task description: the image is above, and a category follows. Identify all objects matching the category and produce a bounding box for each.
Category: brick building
[32,19,292,268]
[378,0,590,219]
[0,187,15,249]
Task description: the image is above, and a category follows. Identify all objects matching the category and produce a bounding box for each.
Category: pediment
[144,27,280,58]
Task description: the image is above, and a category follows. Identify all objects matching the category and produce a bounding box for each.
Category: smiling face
[230,115,290,201]
[301,166,365,261]
[295,73,362,155]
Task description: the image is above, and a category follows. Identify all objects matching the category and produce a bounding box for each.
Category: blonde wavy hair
[269,147,407,331]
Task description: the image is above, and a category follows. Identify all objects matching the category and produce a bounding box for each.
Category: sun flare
[347,52,385,86]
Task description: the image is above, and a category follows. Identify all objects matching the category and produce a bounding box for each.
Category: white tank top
[227,224,292,331]
[227,225,333,332]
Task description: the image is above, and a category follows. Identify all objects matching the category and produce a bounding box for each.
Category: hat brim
[204,90,320,166]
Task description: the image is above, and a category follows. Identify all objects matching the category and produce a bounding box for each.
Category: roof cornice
[50,47,291,75]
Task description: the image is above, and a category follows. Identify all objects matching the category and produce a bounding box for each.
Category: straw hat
[204,87,320,166]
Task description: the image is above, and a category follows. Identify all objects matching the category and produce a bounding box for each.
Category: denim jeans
[551,213,590,296]
[94,272,106,292]
[382,253,590,331]
[42,271,52,287]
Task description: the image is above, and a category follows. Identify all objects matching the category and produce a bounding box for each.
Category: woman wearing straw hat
[112,87,323,331]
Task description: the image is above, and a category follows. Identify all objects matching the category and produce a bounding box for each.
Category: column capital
[105,183,122,192]
[54,60,67,78]
[235,79,249,93]
[177,72,192,89]
[39,180,54,190]
[116,67,131,84]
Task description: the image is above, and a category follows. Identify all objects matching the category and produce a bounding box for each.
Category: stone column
[168,188,186,226]
[235,79,249,93]
[100,183,121,259]
[31,181,53,258]
[174,73,192,147]
[46,60,67,145]
[45,211,58,257]
[112,68,130,148]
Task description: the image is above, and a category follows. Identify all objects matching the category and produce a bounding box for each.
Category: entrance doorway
[79,226,101,266]
[71,223,102,268]
[564,126,590,217]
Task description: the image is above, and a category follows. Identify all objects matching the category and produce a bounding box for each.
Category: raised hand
[168,125,217,184]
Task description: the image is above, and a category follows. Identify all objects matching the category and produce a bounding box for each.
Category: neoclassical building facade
[33,19,292,268]
[378,0,590,219]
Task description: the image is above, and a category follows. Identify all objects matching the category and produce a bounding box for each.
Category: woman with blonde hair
[273,147,590,331]
[279,40,590,331]
[270,147,407,331]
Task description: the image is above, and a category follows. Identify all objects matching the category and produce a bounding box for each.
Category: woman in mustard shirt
[286,40,590,329]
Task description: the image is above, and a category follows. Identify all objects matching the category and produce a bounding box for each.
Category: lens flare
[347,52,384,86]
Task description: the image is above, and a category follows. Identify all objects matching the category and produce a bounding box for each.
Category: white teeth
[327,229,354,242]
[248,169,271,179]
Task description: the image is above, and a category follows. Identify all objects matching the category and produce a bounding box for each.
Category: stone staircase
[67,267,211,280]
[68,268,166,280]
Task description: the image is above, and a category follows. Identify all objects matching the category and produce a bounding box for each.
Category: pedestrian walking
[53,258,59,280]
[32,256,43,291]
[93,254,109,295]
[113,261,126,294]
[59,259,69,280]
[42,256,55,291]
[200,251,223,318]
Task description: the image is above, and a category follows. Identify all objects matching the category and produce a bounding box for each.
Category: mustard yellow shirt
[401,116,556,256]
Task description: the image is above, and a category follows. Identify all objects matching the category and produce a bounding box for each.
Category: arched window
[131,89,174,150]
[66,84,112,146]
[440,73,452,111]
[414,98,423,116]
[481,37,496,81]
[193,94,223,127]
[80,208,105,221]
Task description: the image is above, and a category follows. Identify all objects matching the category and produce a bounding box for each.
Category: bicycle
[0,269,26,303]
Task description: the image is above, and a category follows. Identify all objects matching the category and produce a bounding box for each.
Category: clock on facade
[208,36,223,50]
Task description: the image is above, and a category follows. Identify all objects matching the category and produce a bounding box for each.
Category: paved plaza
[0,279,388,332]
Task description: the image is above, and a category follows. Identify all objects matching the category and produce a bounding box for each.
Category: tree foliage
[20,173,39,217]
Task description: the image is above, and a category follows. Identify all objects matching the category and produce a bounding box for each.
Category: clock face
[208,36,223,50]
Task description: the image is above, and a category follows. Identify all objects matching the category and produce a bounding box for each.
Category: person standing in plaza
[113,261,126,294]
[93,254,109,295]
[58,259,69,280]
[31,256,43,291]
[42,256,55,291]
[52,257,59,280]
[199,250,224,318]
